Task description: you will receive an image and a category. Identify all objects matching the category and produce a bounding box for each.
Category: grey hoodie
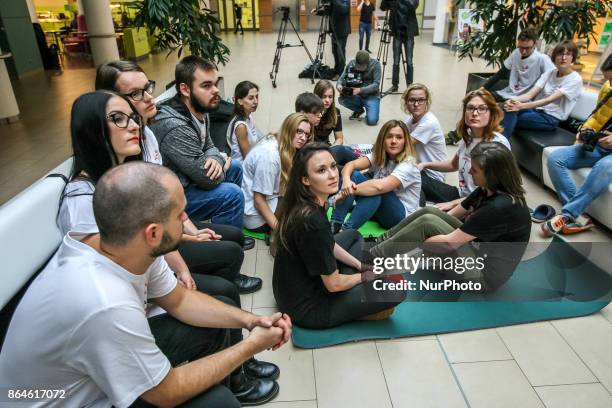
[150,94,225,190]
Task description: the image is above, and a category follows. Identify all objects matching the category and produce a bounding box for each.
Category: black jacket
[330,0,351,37]
[381,0,419,38]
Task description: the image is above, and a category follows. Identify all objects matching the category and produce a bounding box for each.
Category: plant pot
[466,72,509,95]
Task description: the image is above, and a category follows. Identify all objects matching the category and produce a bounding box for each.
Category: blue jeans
[501,109,559,139]
[331,171,406,229]
[547,143,612,219]
[338,94,380,126]
[359,21,372,51]
[330,145,359,165]
[184,160,245,228]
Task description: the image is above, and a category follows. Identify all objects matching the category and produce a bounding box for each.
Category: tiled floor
[1,30,611,407]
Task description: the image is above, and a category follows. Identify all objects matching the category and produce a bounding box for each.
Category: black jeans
[392,35,415,86]
[420,171,460,203]
[332,34,348,75]
[131,292,241,408]
[300,230,406,329]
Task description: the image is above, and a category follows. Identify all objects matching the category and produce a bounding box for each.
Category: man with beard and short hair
[0,162,292,407]
[150,56,245,230]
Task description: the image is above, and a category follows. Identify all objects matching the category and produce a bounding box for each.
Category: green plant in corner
[131,0,230,65]
[456,0,611,68]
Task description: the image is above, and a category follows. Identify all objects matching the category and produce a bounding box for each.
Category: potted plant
[131,0,230,66]
[456,0,611,92]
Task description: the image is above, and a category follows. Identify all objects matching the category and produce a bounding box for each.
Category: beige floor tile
[552,314,612,393]
[496,322,596,386]
[374,335,437,343]
[314,342,391,408]
[453,360,544,408]
[255,341,316,403]
[600,303,612,324]
[438,329,512,363]
[377,339,467,408]
[253,250,277,309]
[241,247,258,277]
[259,400,317,408]
[534,383,612,408]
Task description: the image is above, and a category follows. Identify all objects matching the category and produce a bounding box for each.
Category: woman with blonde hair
[331,119,421,232]
[242,113,312,232]
[419,89,510,210]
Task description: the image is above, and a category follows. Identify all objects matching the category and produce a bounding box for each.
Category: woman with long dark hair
[371,142,531,291]
[57,91,280,400]
[331,119,421,232]
[227,80,261,163]
[419,89,511,211]
[272,144,405,329]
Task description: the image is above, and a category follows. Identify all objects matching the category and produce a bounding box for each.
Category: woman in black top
[357,0,375,52]
[371,142,531,290]
[313,80,360,165]
[272,144,406,329]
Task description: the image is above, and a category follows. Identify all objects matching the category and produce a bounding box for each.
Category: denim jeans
[338,93,380,125]
[392,35,414,86]
[184,160,245,228]
[331,170,406,229]
[359,21,372,51]
[547,143,612,219]
[501,109,559,139]
[330,144,359,165]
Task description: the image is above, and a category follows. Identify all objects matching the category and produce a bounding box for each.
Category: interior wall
[0,0,43,78]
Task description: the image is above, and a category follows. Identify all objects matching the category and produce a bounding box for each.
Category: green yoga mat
[243,210,388,241]
[292,237,611,349]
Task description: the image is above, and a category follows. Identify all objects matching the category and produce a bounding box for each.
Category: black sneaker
[389,85,399,93]
[349,108,365,120]
[243,237,255,250]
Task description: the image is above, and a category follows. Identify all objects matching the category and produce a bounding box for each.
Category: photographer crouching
[337,50,382,126]
[541,54,612,236]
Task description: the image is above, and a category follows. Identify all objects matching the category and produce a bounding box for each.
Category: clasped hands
[247,312,293,351]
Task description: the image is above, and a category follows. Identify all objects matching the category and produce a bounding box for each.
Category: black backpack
[208,100,234,155]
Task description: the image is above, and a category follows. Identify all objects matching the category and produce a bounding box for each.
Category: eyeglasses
[123,80,156,101]
[308,111,324,118]
[297,128,311,138]
[407,98,427,105]
[518,45,535,52]
[107,111,141,128]
[465,105,490,114]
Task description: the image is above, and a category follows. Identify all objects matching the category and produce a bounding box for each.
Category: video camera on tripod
[313,0,332,16]
[276,5,291,19]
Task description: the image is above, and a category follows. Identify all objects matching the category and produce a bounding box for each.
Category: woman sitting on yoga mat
[419,89,510,211]
[242,113,311,233]
[272,144,406,329]
[330,120,421,233]
[370,142,531,291]
[313,80,360,165]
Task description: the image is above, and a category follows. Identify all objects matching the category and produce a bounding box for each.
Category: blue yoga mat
[292,237,611,349]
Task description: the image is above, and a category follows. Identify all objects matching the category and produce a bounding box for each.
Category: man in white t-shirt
[483,27,555,103]
[501,40,583,138]
[0,162,291,408]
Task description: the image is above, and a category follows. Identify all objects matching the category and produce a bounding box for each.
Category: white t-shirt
[405,111,447,182]
[57,180,97,236]
[0,231,176,408]
[144,126,163,165]
[365,153,421,216]
[497,49,555,100]
[534,68,583,120]
[227,114,261,164]
[242,138,280,229]
[456,132,511,197]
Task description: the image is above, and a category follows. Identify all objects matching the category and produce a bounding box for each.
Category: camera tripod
[310,14,331,82]
[377,10,407,98]
[269,7,315,88]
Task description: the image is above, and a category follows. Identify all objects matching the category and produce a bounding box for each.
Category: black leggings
[178,222,246,282]
[421,171,461,203]
[300,230,406,329]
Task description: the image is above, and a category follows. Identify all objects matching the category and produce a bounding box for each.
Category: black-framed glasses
[465,105,490,114]
[296,128,312,139]
[407,98,427,105]
[106,111,141,128]
[124,80,156,101]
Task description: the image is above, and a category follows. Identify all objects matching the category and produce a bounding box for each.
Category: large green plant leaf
[131,0,231,65]
[456,0,611,68]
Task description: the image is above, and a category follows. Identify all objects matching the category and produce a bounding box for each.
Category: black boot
[391,65,400,92]
[234,274,263,294]
[230,366,279,406]
[406,66,414,87]
[244,357,280,380]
